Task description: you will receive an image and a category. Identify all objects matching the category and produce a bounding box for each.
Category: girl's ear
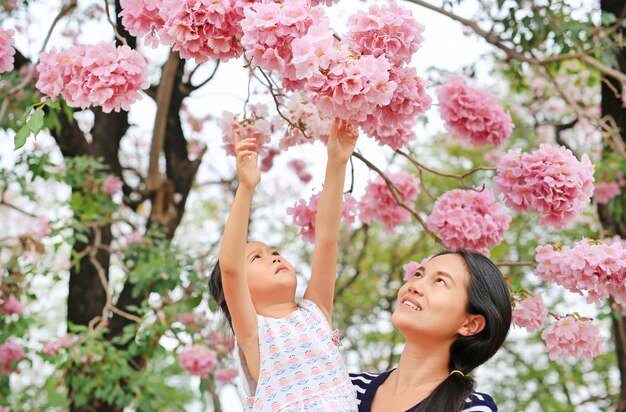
[458,314,486,337]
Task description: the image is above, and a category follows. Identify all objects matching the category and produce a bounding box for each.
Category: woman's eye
[413,272,423,278]
[435,278,446,285]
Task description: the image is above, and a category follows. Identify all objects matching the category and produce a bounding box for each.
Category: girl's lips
[275,265,288,274]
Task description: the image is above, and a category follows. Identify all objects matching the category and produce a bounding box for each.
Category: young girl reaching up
[209,119,359,411]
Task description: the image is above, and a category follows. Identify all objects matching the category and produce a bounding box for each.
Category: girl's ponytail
[208,258,233,330]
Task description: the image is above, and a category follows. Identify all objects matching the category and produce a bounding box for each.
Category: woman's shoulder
[349,371,390,406]
[462,391,498,411]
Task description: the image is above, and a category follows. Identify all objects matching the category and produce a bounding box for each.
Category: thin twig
[103,0,128,46]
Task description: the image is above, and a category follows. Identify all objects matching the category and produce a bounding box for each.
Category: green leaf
[14,126,30,149]
[27,108,45,135]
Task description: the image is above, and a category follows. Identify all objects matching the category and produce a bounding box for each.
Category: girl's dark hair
[208,258,233,330]
[416,249,512,412]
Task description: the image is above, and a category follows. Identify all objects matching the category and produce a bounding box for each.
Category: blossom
[125,230,144,245]
[288,159,312,184]
[119,0,165,48]
[32,217,50,238]
[36,42,148,113]
[158,0,244,62]
[273,92,332,149]
[209,334,235,355]
[0,340,25,375]
[220,104,272,157]
[402,261,420,282]
[594,173,624,205]
[178,345,218,376]
[102,175,123,195]
[0,28,15,73]
[358,172,420,234]
[426,189,510,255]
[347,1,424,65]
[512,293,548,331]
[359,66,431,150]
[2,294,23,315]
[541,316,604,361]
[288,192,357,243]
[437,75,513,147]
[215,367,238,384]
[291,19,337,82]
[260,148,281,172]
[494,144,595,229]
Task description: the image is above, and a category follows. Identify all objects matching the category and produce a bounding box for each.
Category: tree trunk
[599,2,626,410]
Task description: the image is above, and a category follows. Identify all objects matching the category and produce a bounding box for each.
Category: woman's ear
[458,314,486,337]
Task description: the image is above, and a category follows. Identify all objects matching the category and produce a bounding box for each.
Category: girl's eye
[272,251,280,256]
[435,277,447,285]
[252,254,261,261]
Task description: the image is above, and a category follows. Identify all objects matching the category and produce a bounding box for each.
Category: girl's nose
[272,257,281,263]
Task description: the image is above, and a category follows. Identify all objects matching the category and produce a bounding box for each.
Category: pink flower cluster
[437,75,513,147]
[260,147,281,172]
[535,239,626,307]
[287,192,357,243]
[273,92,331,149]
[119,0,165,48]
[0,28,15,73]
[1,294,23,315]
[541,316,604,361]
[288,159,312,184]
[36,42,148,113]
[0,340,24,375]
[42,334,80,356]
[359,171,420,234]
[242,0,326,89]
[594,173,624,205]
[158,0,244,62]
[359,66,431,150]
[220,104,272,157]
[215,367,238,384]
[346,1,424,65]
[178,344,218,376]
[402,255,432,282]
[426,189,510,255]
[512,293,547,332]
[494,144,595,229]
[102,175,123,196]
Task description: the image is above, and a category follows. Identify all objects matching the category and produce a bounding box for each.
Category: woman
[350,249,512,412]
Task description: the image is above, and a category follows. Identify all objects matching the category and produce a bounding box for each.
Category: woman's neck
[391,339,452,393]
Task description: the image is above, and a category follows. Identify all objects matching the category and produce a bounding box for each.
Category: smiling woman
[350,250,512,412]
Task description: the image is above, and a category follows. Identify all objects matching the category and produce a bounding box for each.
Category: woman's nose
[408,281,424,296]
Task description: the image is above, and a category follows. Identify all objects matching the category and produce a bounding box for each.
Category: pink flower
[125,230,144,245]
[273,92,331,148]
[102,175,123,195]
[358,172,420,234]
[402,261,420,282]
[347,1,424,65]
[494,144,595,229]
[541,316,604,361]
[287,192,357,243]
[260,148,281,172]
[158,0,244,62]
[594,173,624,205]
[178,345,218,376]
[288,159,312,184]
[42,341,60,356]
[0,28,15,74]
[208,334,235,355]
[220,104,272,157]
[119,0,165,48]
[512,293,548,331]
[2,294,23,315]
[358,66,431,150]
[32,217,50,238]
[426,189,510,255]
[0,340,25,375]
[36,42,148,113]
[437,75,513,147]
[214,367,238,384]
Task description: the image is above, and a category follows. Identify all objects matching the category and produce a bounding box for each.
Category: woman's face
[391,253,485,342]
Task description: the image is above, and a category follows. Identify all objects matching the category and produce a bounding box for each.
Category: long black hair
[415,249,512,412]
[208,258,233,330]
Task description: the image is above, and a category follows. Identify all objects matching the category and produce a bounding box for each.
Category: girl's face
[391,253,485,343]
[244,242,297,308]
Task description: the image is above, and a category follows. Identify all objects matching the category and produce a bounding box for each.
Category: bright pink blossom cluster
[535,239,626,307]
[1,294,23,315]
[288,159,312,184]
[158,0,244,62]
[494,144,595,229]
[242,0,326,89]
[273,92,331,149]
[594,173,624,205]
[437,75,513,147]
[359,171,420,234]
[402,255,432,282]
[287,192,357,243]
[220,104,272,156]
[36,42,148,113]
[118,0,165,48]
[0,28,15,73]
[0,340,24,375]
[512,293,547,332]
[426,189,510,255]
[178,344,218,376]
[346,1,424,65]
[541,316,604,361]
[359,66,431,150]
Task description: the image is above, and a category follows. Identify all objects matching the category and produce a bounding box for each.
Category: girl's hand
[328,118,358,164]
[234,132,260,189]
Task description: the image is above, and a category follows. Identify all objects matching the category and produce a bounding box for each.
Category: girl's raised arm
[219,133,261,379]
[305,119,358,324]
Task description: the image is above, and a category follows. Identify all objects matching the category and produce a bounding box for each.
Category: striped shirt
[350,371,497,412]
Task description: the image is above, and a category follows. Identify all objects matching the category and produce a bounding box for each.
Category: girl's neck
[390,339,451,393]
[256,301,298,319]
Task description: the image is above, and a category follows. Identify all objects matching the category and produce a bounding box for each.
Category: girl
[350,249,512,412]
[209,119,359,411]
